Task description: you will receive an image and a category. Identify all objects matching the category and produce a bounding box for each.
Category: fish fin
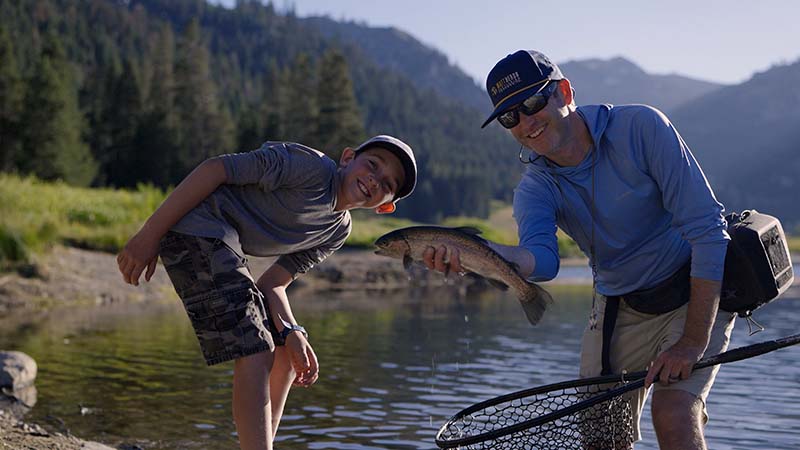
[518,283,555,326]
[453,226,483,236]
[403,254,414,271]
[487,278,510,291]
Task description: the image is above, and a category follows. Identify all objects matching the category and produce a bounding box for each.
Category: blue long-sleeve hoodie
[513,104,729,296]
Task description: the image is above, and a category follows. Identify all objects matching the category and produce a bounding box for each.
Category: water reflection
[1,281,799,449]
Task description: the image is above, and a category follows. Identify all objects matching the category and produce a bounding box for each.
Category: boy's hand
[286,332,319,387]
[116,230,160,286]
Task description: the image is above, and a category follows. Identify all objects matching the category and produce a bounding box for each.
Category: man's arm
[117,158,227,285]
[637,107,728,386]
[645,277,720,387]
[422,241,536,279]
[257,264,319,387]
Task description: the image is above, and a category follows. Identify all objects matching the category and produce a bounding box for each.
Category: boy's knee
[274,350,296,377]
[235,350,274,375]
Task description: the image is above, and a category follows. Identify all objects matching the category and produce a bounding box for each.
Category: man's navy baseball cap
[355,135,417,205]
[481,50,564,128]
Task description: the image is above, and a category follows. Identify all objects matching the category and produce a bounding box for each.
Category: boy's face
[337,147,406,212]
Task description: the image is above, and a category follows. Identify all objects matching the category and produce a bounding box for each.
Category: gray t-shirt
[171,141,352,277]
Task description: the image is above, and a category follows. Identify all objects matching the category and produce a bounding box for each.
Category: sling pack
[720,210,794,317]
[601,210,793,374]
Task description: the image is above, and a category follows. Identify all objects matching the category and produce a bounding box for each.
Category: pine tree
[136,23,180,186]
[19,33,97,186]
[145,23,176,126]
[101,56,145,187]
[259,59,287,141]
[173,19,234,179]
[316,49,365,160]
[0,25,24,172]
[282,53,318,146]
[81,36,122,185]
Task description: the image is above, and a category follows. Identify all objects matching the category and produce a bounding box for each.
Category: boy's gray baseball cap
[355,135,417,201]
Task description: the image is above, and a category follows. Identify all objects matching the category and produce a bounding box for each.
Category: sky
[218,0,800,86]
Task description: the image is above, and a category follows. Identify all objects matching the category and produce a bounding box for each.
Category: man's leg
[234,351,275,450]
[268,347,296,437]
[652,389,707,450]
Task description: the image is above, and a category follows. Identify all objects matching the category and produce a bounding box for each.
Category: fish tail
[518,284,554,325]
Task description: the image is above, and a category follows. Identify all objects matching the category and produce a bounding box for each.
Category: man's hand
[116,230,160,286]
[422,245,463,276]
[645,337,705,388]
[645,277,720,388]
[285,332,319,387]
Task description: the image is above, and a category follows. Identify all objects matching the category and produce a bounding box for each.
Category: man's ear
[375,202,396,214]
[558,78,575,106]
[339,147,356,167]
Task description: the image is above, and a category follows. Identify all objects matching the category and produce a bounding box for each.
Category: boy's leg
[159,232,279,449]
[268,347,296,437]
[234,351,275,450]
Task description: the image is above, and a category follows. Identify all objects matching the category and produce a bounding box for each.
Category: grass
[2,174,793,268]
[789,236,800,255]
[0,174,166,267]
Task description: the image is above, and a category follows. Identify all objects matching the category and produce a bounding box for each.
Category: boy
[116,135,417,450]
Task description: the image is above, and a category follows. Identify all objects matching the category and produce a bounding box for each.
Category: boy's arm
[117,158,228,285]
[257,264,319,387]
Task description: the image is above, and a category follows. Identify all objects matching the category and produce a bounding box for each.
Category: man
[424,50,734,449]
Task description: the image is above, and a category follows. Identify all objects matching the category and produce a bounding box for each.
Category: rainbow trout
[374,226,553,325]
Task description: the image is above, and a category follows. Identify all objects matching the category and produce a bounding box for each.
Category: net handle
[435,333,800,448]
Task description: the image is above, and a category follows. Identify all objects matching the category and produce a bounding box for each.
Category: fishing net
[436,380,636,449]
[437,334,800,449]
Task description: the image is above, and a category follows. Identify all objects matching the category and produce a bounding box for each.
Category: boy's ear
[339,147,356,167]
[375,202,396,214]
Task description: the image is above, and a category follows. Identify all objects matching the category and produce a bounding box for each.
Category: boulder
[1,351,38,409]
[0,351,37,391]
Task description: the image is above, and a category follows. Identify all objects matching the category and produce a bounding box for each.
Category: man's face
[338,147,405,210]
[508,81,571,159]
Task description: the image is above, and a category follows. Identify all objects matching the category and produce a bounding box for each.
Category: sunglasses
[496,81,560,129]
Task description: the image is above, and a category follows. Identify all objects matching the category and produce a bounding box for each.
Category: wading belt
[600,260,692,375]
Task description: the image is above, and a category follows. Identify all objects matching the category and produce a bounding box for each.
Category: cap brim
[481,80,551,128]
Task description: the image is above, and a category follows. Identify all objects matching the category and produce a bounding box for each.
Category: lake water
[2,269,799,450]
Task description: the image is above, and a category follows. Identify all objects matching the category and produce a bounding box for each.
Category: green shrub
[0,224,30,266]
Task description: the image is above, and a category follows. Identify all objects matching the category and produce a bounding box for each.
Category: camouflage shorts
[159,231,278,365]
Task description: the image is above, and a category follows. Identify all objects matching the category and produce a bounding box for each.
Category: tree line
[0,0,522,222]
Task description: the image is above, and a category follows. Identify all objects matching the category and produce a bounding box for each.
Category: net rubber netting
[437,381,636,450]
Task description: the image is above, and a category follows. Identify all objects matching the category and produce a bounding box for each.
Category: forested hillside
[0,0,521,223]
[305,16,488,112]
[2,0,798,230]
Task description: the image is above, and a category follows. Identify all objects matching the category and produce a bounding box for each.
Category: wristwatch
[279,323,308,340]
